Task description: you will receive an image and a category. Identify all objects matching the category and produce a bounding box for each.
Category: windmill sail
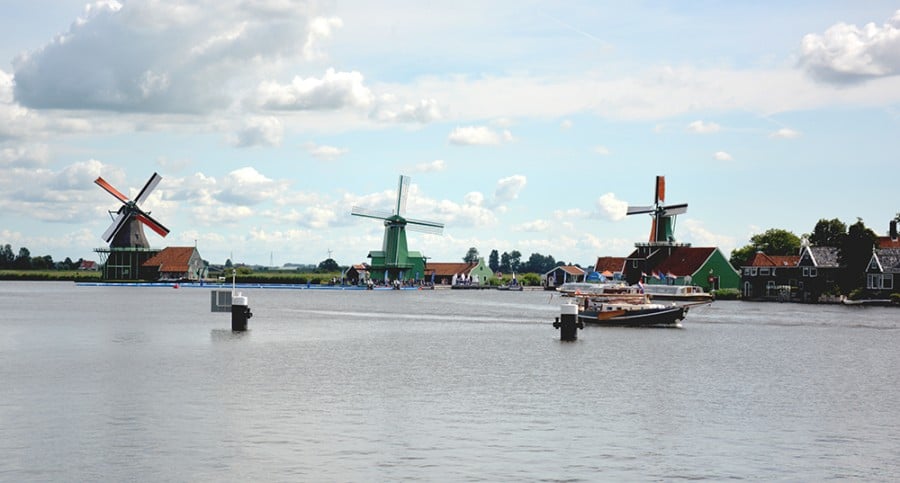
[626,175,687,243]
[351,175,444,280]
[95,172,170,248]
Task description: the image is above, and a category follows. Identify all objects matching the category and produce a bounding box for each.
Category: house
[78,260,99,271]
[542,265,585,289]
[624,244,740,291]
[141,246,205,281]
[427,258,494,285]
[592,257,626,280]
[795,245,841,302]
[877,220,900,249]
[865,248,899,294]
[740,252,801,300]
[344,264,370,285]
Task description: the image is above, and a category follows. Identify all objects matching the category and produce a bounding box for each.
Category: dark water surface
[2,281,899,481]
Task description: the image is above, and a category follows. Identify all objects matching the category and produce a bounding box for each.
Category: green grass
[0,270,102,281]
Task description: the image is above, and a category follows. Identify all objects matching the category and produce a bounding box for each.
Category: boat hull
[578,306,686,328]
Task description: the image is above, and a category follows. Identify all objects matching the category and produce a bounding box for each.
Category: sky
[1,1,899,268]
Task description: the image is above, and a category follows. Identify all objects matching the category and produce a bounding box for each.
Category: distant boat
[640,284,713,302]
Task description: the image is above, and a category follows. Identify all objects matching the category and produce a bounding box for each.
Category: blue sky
[1,1,899,267]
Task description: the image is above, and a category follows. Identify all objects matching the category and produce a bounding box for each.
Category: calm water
[2,281,899,481]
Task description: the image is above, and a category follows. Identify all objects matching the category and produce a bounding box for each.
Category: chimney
[891,220,898,241]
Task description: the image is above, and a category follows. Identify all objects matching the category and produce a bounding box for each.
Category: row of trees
[729,217,890,293]
[464,247,574,275]
[0,244,85,271]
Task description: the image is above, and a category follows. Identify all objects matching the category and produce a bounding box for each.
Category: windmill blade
[134,172,162,205]
[135,211,170,237]
[655,176,666,204]
[406,216,444,235]
[406,223,444,235]
[395,175,410,216]
[101,211,130,243]
[660,203,688,216]
[95,177,130,203]
[627,205,655,215]
[351,205,392,220]
[406,217,444,229]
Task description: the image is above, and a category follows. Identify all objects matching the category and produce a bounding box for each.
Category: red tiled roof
[594,257,626,273]
[877,236,900,249]
[143,247,197,273]
[744,252,800,267]
[652,247,716,277]
[428,262,476,276]
[558,265,585,276]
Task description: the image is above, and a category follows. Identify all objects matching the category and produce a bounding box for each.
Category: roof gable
[594,257,626,273]
[428,262,477,276]
[143,247,198,272]
[652,247,715,276]
[745,252,800,268]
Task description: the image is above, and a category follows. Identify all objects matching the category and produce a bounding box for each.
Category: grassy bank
[0,270,103,281]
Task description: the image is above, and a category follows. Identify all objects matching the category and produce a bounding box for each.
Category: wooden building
[428,258,494,286]
[542,265,586,289]
[740,252,801,300]
[141,246,205,281]
[866,248,899,294]
[624,243,739,291]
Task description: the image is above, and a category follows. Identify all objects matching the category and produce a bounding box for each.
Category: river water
[1,281,899,481]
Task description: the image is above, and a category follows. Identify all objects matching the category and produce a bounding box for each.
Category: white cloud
[256,69,374,111]
[713,151,733,161]
[516,219,552,232]
[770,128,801,139]
[1,144,49,167]
[594,145,611,155]
[229,116,283,147]
[493,175,527,204]
[687,120,721,134]
[680,219,737,255]
[799,10,900,84]
[560,119,573,129]
[448,125,513,145]
[305,142,348,160]
[303,16,342,61]
[411,160,446,173]
[594,192,628,221]
[216,166,287,205]
[12,0,323,113]
[371,97,442,123]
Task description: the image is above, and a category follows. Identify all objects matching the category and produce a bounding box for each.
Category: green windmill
[351,175,444,283]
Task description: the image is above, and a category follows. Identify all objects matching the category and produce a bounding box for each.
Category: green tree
[463,247,480,263]
[729,228,801,267]
[808,218,846,247]
[838,218,877,292]
[0,244,14,268]
[224,258,233,268]
[499,252,511,273]
[317,258,340,272]
[13,247,31,270]
[488,249,499,272]
[509,250,522,273]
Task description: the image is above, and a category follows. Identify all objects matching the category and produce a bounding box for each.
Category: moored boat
[640,284,713,302]
[575,295,690,328]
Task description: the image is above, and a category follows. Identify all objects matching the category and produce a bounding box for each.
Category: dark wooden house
[740,252,801,300]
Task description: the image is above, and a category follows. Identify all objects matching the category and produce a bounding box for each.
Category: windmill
[95,172,170,247]
[626,175,687,244]
[93,172,170,280]
[351,175,444,281]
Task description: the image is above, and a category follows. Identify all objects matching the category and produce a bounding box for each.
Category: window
[810,268,817,278]
[885,275,894,290]
[802,267,809,277]
[868,274,880,290]
[632,260,639,268]
[760,268,770,276]
[750,268,758,276]
[744,268,752,275]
